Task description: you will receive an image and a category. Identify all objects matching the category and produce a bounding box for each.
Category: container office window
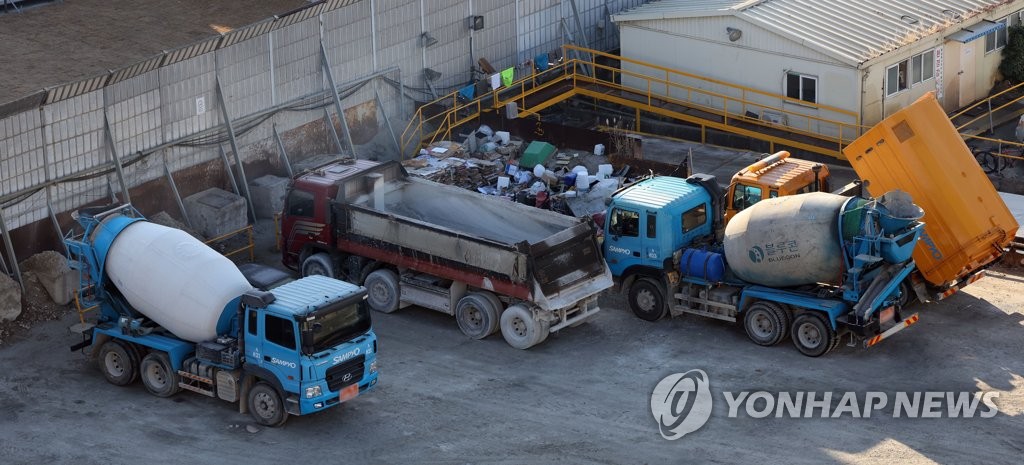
[785,72,817,103]
[985,18,1009,53]
[886,61,909,96]
[910,50,935,85]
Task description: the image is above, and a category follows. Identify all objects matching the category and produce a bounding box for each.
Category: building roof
[613,0,1014,66]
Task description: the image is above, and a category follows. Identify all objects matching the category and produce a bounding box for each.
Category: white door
[959,42,977,107]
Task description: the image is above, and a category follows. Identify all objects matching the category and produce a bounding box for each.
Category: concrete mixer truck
[65,205,379,426]
[603,173,924,356]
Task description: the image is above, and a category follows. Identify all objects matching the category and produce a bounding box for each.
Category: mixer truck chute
[66,205,378,426]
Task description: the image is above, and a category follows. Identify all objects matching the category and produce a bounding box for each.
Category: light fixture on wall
[420,32,438,47]
[726,27,742,42]
[467,15,484,31]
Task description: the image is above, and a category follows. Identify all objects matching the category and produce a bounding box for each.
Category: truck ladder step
[674,306,737,322]
[178,370,214,384]
[178,382,215,397]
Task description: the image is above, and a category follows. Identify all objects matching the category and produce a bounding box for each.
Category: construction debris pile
[0,251,77,346]
[402,125,626,218]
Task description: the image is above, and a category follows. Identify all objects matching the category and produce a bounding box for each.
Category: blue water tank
[680,248,725,282]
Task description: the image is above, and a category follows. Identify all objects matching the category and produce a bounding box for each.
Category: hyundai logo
[342,373,353,382]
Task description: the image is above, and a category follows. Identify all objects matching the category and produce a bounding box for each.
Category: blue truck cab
[241,275,379,421]
[602,176,714,278]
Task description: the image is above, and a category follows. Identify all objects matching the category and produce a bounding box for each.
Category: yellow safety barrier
[400,46,869,160]
[203,225,255,263]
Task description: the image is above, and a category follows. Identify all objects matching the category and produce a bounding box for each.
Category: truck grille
[325,355,365,391]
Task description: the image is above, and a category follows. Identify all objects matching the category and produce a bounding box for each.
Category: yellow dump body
[842,93,1018,288]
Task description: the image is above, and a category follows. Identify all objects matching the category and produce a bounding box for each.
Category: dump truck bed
[332,163,612,310]
[842,93,1018,287]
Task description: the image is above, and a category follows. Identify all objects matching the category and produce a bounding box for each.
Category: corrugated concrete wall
[0,0,648,263]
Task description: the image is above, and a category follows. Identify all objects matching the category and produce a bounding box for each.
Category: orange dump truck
[843,92,1019,302]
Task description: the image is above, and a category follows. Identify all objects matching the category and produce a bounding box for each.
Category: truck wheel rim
[146,364,166,388]
[798,323,821,348]
[512,317,527,337]
[465,307,483,329]
[370,283,389,305]
[254,392,277,418]
[105,353,125,376]
[636,290,655,311]
[750,312,773,338]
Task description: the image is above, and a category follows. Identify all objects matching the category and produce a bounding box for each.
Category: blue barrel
[680,248,726,282]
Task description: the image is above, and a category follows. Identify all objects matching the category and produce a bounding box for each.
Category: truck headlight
[369,360,379,374]
[305,385,322,398]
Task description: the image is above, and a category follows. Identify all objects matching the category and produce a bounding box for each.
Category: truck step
[673,306,737,322]
[178,370,214,385]
[178,382,215,397]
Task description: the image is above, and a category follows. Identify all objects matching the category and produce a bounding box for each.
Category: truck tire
[248,382,288,427]
[500,305,547,349]
[140,352,181,398]
[455,292,501,339]
[628,278,666,321]
[897,279,917,309]
[98,340,138,386]
[743,302,787,346]
[301,252,336,278]
[365,269,400,313]
[791,313,837,357]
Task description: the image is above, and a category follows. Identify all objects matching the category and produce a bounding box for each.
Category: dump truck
[722,93,1017,303]
[280,160,613,349]
[66,205,378,426]
[604,173,924,356]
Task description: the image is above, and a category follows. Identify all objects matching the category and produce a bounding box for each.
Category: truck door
[642,211,662,267]
[605,207,643,276]
[245,309,301,394]
[281,188,324,266]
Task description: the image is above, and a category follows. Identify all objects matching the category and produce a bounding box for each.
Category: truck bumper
[298,372,379,415]
[863,312,920,348]
[548,295,601,333]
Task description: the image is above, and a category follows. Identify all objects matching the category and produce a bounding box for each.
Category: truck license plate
[880,307,895,325]
[339,384,358,402]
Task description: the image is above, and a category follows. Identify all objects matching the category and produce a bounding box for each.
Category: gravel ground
[0,247,1020,464]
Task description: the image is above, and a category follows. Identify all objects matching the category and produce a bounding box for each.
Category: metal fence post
[320,43,358,158]
[215,76,257,222]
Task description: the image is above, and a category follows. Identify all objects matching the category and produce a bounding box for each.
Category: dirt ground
[0,0,307,105]
[0,216,1021,464]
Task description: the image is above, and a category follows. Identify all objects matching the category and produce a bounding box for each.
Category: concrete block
[249,175,290,219]
[0,272,21,322]
[20,251,78,306]
[184,188,248,239]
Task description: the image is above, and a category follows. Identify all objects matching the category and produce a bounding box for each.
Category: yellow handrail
[398,46,874,160]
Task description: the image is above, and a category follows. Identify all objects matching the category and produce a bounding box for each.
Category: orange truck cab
[724,151,830,224]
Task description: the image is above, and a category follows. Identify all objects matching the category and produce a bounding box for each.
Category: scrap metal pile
[402,126,624,218]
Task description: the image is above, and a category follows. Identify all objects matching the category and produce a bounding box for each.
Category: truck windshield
[301,300,372,355]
